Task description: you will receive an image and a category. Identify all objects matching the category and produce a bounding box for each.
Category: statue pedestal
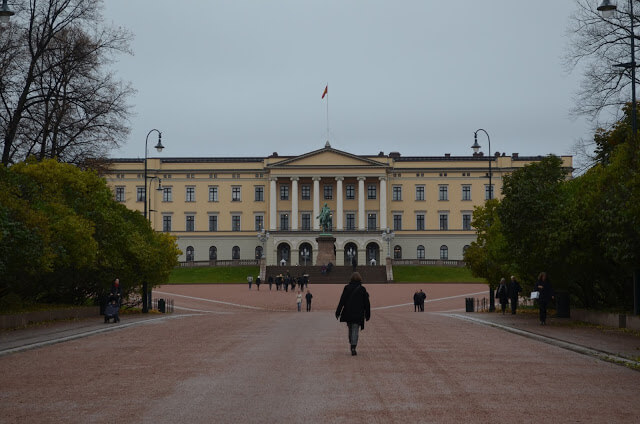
[315,235,336,265]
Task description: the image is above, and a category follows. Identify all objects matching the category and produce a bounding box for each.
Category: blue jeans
[348,323,360,347]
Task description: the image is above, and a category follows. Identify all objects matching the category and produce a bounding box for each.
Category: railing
[179,259,259,267]
[392,259,466,267]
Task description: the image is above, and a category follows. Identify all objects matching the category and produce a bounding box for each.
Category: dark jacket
[536,278,554,303]
[507,280,522,299]
[496,283,508,304]
[335,281,371,329]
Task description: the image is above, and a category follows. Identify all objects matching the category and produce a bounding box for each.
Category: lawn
[392,265,485,283]
[168,266,260,284]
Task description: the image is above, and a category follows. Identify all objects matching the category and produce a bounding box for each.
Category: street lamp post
[143,129,164,221]
[598,0,640,315]
[302,247,309,266]
[0,0,15,23]
[142,129,163,313]
[381,228,395,258]
[472,129,492,200]
[257,229,269,259]
[147,177,163,227]
[347,247,355,267]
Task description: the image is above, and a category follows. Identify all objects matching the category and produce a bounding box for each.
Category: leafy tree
[0,160,180,306]
[0,0,133,166]
[497,156,568,288]
[464,199,511,289]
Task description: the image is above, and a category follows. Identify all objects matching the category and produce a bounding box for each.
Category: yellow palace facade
[103,143,572,266]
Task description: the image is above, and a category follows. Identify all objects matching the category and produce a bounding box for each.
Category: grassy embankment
[167,265,485,284]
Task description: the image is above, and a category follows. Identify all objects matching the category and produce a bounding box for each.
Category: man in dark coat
[535,272,554,325]
[507,275,522,314]
[335,272,371,356]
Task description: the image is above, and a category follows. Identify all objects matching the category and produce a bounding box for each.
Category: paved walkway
[1,283,639,423]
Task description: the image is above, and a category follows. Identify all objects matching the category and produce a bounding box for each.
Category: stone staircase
[265,265,388,284]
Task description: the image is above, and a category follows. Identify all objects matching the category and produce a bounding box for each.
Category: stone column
[269,177,277,231]
[379,176,387,230]
[335,176,344,230]
[291,177,299,230]
[312,177,321,230]
[358,177,366,230]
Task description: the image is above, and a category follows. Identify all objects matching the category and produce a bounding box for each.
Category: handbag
[530,291,540,300]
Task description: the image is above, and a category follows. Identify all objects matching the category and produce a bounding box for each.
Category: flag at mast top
[322,85,328,99]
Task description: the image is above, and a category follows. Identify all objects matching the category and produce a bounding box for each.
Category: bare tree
[0,0,133,166]
[566,0,640,121]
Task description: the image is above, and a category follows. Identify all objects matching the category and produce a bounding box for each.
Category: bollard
[158,298,166,313]
[465,297,474,312]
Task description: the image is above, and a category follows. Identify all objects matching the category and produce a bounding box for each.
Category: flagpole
[326,83,329,142]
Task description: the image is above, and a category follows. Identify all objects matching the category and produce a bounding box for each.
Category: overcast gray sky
[103,0,591,160]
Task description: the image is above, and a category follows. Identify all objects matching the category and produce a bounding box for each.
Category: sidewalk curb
[0,314,201,358]
[448,313,640,370]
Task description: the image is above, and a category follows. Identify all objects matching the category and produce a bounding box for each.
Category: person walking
[335,272,371,356]
[496,278,509,314]
[508,275,522,314]
[256,276,261,291]
[305,290,313,312]
[268,275,273,291]
[419,289,427,312]
[247,275,253,290]
[413,291,419,312]
[296,291,303,312]
[535,272,554,325]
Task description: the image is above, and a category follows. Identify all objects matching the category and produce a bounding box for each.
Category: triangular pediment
[268,147,387,169]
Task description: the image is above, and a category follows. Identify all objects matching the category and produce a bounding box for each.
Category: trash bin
[465,297,474,312]
[158,298,166,313]
[555,291,570,318]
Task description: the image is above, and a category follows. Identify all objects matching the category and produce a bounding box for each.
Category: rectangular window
[415,186,425,201]
[346,184,355,200]
[136,187,145,202]
[392,185,402,201]
[346,213,355,230]
[367,213,377,231]
[439,214,448,231]
[439,185,448,201]
[485,185,494,200]
[162,215,171,232]
[280,184,289,200]
[367,184,377,200]
[463,214,472,231]
[209,215,218,232]
[115,186,125,202]
[186,186,195,202]
[301,185,311,200]
[232,215,241,231]
[323,185,333,200]
[232,186,241,202]
[255,215,264,231]
[301,213,311,230]
[462,185,471,201]
[186,215,195,232]
[280,214,289,230]
[255,186,264,201]
[163,187,173,202]
[416,214,425,231]
[209,186,219,202]
[393,214,402,231]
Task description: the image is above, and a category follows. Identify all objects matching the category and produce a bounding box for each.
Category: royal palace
[103,143,572,267]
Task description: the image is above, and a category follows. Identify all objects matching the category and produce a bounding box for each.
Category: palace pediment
[268,146,388,169]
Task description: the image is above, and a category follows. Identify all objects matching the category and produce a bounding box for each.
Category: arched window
[232,246,240,260]
[255,246,263,259]
[462,245,470,256]
[417,245,425,259]
[299,243,313,266]
[186,246,194,262]
[393,245,402,259]
[209,246,217,260]
[440,245,448,260]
